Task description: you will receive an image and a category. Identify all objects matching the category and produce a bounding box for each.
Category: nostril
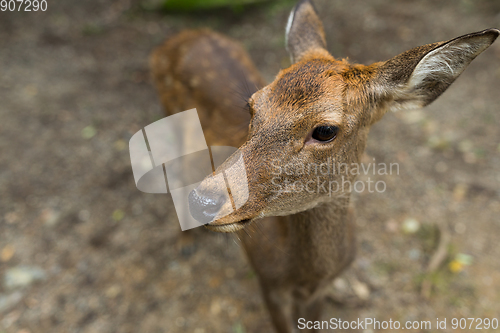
[188,188,226,224]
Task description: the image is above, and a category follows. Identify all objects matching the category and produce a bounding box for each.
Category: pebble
[4,266,47,290]
[402,218,420,234]
[333,278,348,292]
[351,279,370,300]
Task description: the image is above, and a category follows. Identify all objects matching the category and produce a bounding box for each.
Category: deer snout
[188,188,227,224]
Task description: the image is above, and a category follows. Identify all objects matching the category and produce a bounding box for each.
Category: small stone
[4,266,46,290]
[333,278,348,292]
[351,279,370,300]
[402,218,420,234]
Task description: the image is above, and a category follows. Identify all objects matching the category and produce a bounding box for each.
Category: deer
[150,0,499,332]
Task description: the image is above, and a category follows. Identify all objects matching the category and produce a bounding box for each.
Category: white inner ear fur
[408,42,476,89]
[285,7,295,61]
[385,41,481,112]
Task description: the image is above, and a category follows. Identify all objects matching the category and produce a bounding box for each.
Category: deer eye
[311,125,338,142]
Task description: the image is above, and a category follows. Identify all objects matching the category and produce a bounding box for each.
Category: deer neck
[285,196,355,280]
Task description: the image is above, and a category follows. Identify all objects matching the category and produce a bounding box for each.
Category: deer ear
[377,28,499,112]
[286,0,329,64]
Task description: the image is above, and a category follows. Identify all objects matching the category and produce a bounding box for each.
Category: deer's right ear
[286,0,329,64]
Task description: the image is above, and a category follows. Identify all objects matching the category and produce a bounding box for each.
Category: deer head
[188,0,499,232]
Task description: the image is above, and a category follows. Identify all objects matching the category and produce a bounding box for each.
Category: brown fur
[150,1,498,332]
[150,29,265,147]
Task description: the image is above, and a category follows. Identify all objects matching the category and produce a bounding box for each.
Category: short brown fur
[150,1,498,332]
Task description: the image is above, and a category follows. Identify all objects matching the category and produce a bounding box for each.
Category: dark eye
[312,125,338,142]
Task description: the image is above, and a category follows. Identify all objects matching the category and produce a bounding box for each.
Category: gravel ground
[1,0,500,332]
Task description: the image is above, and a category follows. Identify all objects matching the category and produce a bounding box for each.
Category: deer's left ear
[375,28,499,114]
[286,0,330,64]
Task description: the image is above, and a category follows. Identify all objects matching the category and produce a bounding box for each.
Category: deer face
[238,60,372,214]
[188,0,499,232]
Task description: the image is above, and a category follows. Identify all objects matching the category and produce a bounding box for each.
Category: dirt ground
[1,0,500,332]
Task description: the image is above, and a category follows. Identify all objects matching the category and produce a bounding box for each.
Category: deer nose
[188,188,226,224]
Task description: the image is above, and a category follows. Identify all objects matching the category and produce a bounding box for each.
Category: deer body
[151,2,498,332]
[150,29,264,148]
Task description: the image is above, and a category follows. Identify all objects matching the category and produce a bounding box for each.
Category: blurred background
[1,0,500,332]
